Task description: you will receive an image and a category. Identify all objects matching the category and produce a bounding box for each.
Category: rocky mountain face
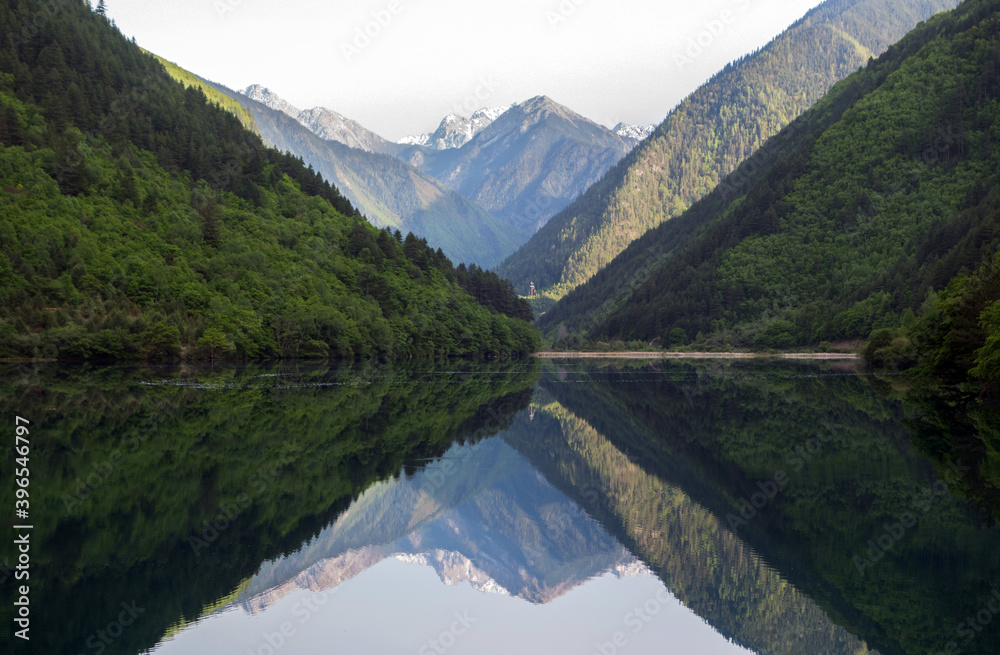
[241,83,301,117]
[236,87,649,249]
[538,0,989,345]
[242,84,402,156]
[194,82,526,267]
[234,438,650,614]
[494,0,963,301]
[398,106,511,150]
[612,122,656,145]
[400,96,636,233]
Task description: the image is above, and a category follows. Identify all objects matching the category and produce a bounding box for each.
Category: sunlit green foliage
[0,0,538,360]
[149,52,259,136]
[535,362,1000,655]
[544,0,1000,352]
[496,0,960,302]
[872,252,1000,385]
[0,361,539,654]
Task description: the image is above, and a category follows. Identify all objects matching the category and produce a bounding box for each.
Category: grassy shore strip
[533,352,859,360]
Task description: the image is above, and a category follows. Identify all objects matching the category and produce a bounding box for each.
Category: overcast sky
[107,0,823,140]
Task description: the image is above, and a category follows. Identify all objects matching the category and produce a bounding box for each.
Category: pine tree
[96,0,106,17]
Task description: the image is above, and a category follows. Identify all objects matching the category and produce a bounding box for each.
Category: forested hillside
[543,0,999,364]
[151,53,260,136]
[0,0,538,361]
[0,362,539,653]
[401,96,634,235]
[864,251,1000,384]
[495,0,960,303]
[531,364,1000,655]
[155,69,526,269]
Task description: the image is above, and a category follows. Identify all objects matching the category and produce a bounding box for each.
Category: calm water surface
[0,360,997,655]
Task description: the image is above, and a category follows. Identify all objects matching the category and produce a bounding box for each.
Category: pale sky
[107,0,824,140]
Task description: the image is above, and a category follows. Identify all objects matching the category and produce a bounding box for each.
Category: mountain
[494,0,963,304]
[505,393,876,655]
[168,77,527,268]
[397,105,511,150]
[869,249,1000,384]
[0,362,538,654]
[154,54,260,135]
[400,96,636,235]
[527,364,1000,655]
[242,84,402,156]
[0,0,538,360]
[612,122,656,145]
[542,0,999,351]
[240,83,302,119]
[234,437,647,614]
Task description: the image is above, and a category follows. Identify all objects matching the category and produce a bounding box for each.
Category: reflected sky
[3,361,996,655]
[154,558,752,655]
[151,436,753,655]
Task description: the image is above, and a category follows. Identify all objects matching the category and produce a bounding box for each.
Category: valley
[1,1,998,654]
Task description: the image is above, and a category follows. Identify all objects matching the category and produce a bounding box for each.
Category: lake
[1,359,997,655]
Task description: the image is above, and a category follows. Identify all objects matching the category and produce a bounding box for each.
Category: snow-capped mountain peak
[240,84,399,155]
[396,133,431,147]
[241,84,300,118]
[612,122,656,143]
[397,105,511,150]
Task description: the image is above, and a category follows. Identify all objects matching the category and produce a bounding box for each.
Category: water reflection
[0,360,997,655]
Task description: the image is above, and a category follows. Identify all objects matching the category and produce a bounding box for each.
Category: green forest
[220,83,527,269]
[0,0,538,362]
[0,361,539,653]
[540,0,1000,385]
[862,250,1000,387]
[531,362,1000,655]
[494,0,960,304]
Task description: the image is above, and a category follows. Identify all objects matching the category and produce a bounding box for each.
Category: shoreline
[533,351,859,360]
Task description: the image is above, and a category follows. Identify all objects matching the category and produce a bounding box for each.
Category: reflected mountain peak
[395,551,513,597]
[236,434,648,610]
[10,361,998,655]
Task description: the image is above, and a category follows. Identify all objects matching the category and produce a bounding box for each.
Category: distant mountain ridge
[242,84,402,156]
[495,0,962,302]
[168,80,526,267]
[232,438,649,614]
[398,106,511,150]
[612,122,656,143]
[400,96,638,234]
[219,85,654,259]
[542,0,998,349]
